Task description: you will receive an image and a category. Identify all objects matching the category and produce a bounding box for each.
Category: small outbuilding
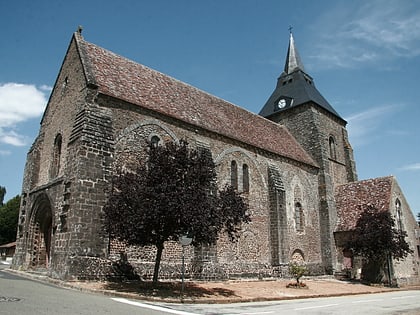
[0,241,16,261]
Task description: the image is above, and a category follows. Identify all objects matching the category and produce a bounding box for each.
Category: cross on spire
[288,25,293,34]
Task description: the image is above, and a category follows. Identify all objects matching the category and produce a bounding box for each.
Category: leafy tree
[103,140,250,282]
[347,204,413,284]
[0,186,6,207]
[288,262,307,285]
[0,195,20,244]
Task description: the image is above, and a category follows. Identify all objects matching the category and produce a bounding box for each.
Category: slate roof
[335,176,394,231]
[73,33,317,168]
[259,33,344,121]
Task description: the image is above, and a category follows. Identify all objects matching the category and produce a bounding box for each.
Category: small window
[395,199,403,232]
[150,135,160,148]
[61,76,69,95]
[329,136,337,160]
[50,134,62,179]
[231,160,238,190]
[242,164,249,193]
[295,202,304,232]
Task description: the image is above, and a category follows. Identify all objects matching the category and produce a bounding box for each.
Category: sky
[0,0,419,217]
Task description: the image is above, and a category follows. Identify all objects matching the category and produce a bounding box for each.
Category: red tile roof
[74,33,317,168]
[335,176,394,231]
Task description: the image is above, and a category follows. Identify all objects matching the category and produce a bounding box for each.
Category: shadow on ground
[104,281,238,299]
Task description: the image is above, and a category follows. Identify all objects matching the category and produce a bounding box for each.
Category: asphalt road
[1,264,420,315]
[161,290,420,314]
[0,264,160,315]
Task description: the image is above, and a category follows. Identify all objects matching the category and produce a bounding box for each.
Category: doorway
[28,194,53,269]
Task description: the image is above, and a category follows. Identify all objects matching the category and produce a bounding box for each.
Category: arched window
[150,135,160,148]
[231,160,238,190]
[329,136,337,160]
[50,134,62,179]
[395,199,403,232]
[242,164,249,193]
[295,202,304,232]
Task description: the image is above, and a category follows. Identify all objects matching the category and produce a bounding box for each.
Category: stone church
[12,30,420,284]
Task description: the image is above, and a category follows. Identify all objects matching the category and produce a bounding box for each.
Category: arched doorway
[28,194,53,269]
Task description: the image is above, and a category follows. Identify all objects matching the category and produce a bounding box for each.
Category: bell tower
[259,32,357,273]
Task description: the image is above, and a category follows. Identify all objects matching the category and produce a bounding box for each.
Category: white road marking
[391,295,417,300]
[294,303,339,310]
[111,298,200,315]
[352,299,383,304]
[238,312,274,315]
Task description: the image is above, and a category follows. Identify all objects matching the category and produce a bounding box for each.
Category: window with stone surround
[231,160,238,190]
[395,199,403,232]
[242,164,249,193]
[50,134,62,179]
[329,135,337,160]
[150,135,160,148]
[294,185,304,232]
[295,202,304,232]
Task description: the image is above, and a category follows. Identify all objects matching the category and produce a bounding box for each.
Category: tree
[0,186,6,207]
[0,195,20,244]
[288,262,307,285]
[103,140,250,282]
[347,204,413,284]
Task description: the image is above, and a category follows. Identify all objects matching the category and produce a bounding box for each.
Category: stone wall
[95,95,323,280]
[267,103,357,273]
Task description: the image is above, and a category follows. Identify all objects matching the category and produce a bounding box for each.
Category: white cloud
[310,1,420,68]
[0,82,49,146]
[0,150,11,156]
[345,105,400,147]
[399,163,420,171]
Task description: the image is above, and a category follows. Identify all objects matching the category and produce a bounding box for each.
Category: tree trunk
[153,243,164,283]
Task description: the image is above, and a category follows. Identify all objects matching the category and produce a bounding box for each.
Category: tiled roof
[74,33,317,168]
[335,176,394,231]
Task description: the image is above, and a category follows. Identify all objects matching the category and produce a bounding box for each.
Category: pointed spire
[284,31,305,74]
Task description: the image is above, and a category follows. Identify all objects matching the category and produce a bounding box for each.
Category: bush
[288,262,307,285]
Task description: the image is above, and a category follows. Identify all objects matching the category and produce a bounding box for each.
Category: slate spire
[284,32,305,74]
[259,32,344,121]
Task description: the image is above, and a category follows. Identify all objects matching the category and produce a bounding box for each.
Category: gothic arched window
[50,134,62,179]
[295,202,304,232]
[329,136,337,160]
[395,199,403,232]
[231,160,238,190]
[242,164,249,193]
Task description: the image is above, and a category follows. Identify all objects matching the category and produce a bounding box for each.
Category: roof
[0,241,16,249]
[72,32,317,168]
[284,33,305,75]
[259,33,344,122]
[335,176,394,231]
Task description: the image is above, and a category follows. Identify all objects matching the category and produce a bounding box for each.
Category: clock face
[278,99,286,108]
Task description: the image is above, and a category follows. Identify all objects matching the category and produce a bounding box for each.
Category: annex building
[12,30,420,285]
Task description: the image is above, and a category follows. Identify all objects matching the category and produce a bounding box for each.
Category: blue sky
[0,0,419,217]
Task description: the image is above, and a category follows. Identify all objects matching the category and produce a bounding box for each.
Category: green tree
[288,262,307,285]
[347,204,413,284]
[0,186,6,207]
[0,195,20,244]
[103,140,250,283]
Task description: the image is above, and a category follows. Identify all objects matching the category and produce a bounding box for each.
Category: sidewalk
[3,266,419,304]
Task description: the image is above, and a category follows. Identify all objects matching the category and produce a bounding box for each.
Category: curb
[3,267,417,304]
